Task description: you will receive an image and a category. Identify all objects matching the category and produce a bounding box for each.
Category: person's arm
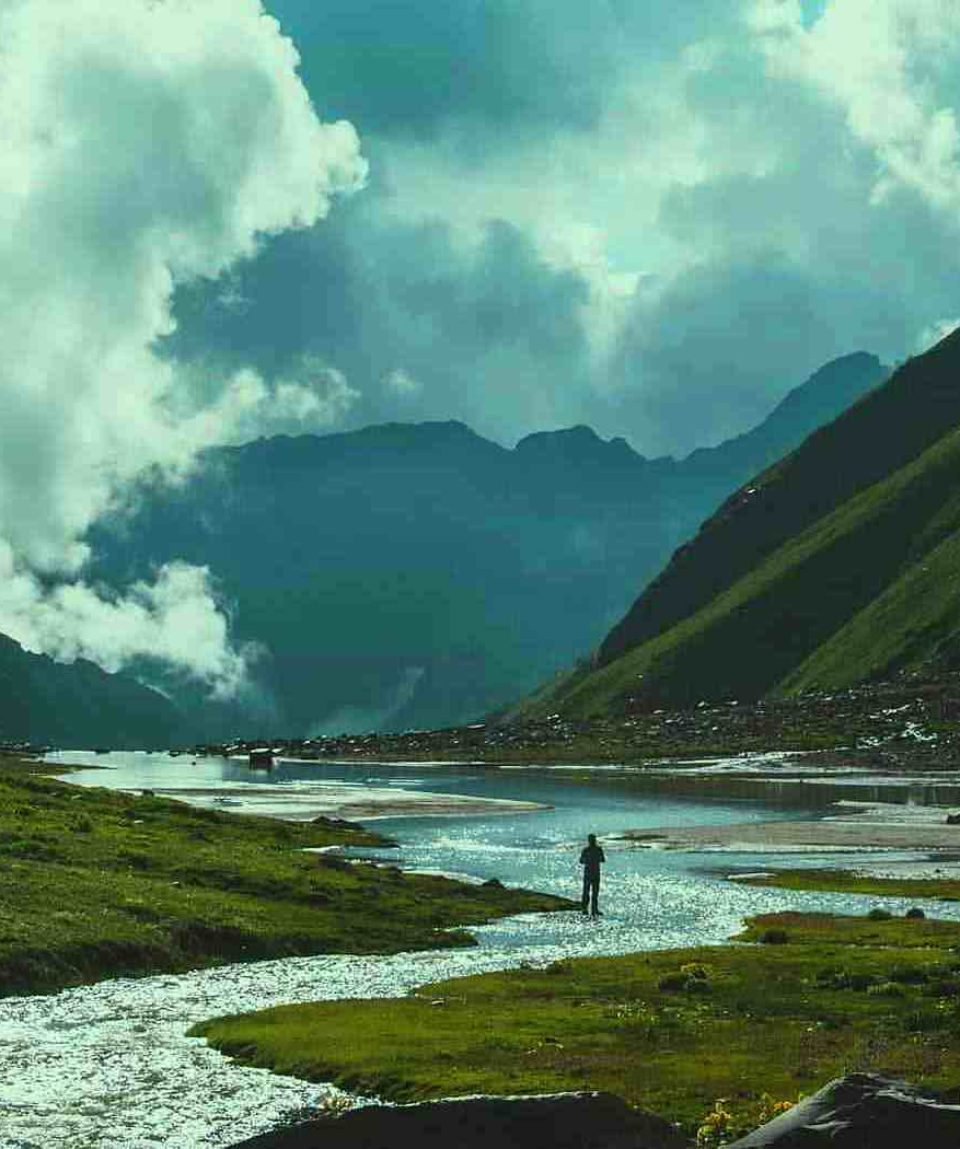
[599,848,606,863]
[579,848,587,864]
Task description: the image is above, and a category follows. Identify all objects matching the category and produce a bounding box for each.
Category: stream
[2,752,958,1148]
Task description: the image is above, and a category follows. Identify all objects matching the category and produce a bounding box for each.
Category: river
[2,751,956,1148]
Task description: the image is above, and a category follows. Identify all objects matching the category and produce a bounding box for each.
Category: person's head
[587,833,597,845]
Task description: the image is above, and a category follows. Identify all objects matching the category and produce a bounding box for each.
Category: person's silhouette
[579,833,605,917]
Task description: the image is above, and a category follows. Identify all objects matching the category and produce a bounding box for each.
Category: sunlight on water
[4,751,957,1148]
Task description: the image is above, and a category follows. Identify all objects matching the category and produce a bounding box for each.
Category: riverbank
[188,672,960,770]
[0,758,568,997]
[622,799,960,858]
[195,910,960,1142]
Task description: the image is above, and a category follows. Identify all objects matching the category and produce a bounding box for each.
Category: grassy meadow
[0,757,568,996]
[195,911,960,1141]
[738,868,960,902]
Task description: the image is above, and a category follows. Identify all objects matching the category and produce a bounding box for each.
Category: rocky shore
[188,672,960,771]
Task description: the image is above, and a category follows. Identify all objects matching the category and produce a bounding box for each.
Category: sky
[1,0,960,693]
[170,0,960,455]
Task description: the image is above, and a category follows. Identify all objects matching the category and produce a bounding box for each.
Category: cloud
[750,0,960,217]
[0,548,250,698]
[0,0,365,690]
[169,213,600,444]
[383,368,422,397]
[177,359,360,447]
[916,317,960,353]
[165,0,960,461]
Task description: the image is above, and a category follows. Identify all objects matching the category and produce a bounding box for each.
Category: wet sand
[623,802,960,853]
[139,784,549,822]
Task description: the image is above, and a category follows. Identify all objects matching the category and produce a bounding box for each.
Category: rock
[227,1092,691,1149]
[728,1073,960,1147]
[481,878,505,889]
[946,813,960,825]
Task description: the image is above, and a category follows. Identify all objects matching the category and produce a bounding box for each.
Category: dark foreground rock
[228,1092,690,1149]
[729,1073,960,1147]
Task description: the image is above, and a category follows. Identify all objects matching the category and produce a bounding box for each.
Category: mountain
[88,352,886,735]
[0,634,180,748]
[533,330,960,718]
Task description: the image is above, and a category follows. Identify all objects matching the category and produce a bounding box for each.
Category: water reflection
[45,750,960,958]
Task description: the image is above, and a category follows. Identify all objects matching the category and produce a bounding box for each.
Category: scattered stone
[482,878,505,889]
[729,1073,960,1147]
[905,906,926,919]
[946,813,960,825]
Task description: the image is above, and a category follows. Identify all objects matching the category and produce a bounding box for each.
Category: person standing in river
[579,833,605,917]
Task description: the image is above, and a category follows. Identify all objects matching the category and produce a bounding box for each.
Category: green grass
[194,911,960,1138]
[737,869,960,902]
[0,759,569,996]
[531,420,960,718]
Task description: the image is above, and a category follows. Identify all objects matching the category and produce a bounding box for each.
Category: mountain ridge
[85,350,884,736]
[533,332,960,718]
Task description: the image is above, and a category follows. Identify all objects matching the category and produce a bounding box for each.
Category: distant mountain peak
[514,425,643,465]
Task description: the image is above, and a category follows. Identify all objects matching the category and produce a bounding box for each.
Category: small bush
[887,964,929,985]
[905,906,926,920]
[867,981,906,998]
[659,968,712,993]
[867,908,893,921]
[816,969,877,991]
[759,928,789,945]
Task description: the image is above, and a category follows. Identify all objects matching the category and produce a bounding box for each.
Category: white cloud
[0,546,250,698]
[383,368,422,397]
[179,359,359,447]
[0,0,365,691]
[915,316,960,353]
[750,0,960,216]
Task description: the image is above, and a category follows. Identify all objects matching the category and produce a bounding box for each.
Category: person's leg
[581,871,591,913]
[590,875,600,916]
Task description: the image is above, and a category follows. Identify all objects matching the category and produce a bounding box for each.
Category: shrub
[887,964,929,985]
[867,981,906,998]
[905,906,926,919]
[659,967,712,993]
[867,908,893,921]
[759,928,789,945]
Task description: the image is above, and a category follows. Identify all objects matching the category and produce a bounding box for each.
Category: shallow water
[3,753,958,1148]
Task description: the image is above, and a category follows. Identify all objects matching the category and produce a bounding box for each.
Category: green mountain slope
[600,333,959,666]
[534,330,960,718]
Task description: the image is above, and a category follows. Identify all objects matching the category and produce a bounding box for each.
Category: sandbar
[129,783,549,822]
[623,801,960,852]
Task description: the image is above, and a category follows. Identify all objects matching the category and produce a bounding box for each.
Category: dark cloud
[168,205,596,444]
[603,260,849,455]
[169,2,960,459]
[268,0,726,137]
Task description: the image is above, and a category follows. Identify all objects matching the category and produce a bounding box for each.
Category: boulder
[228,1092,690,1149]
[729,1073,960,1147]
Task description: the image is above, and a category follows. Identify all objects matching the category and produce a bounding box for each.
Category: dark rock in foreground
[729,1073,960,1147]
[229,1092,690,1149]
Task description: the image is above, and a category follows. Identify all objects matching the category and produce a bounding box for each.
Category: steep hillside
[89,353,884,734]
[601,336,956,665]
[0,634,180,748]
[538,330,960,718]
